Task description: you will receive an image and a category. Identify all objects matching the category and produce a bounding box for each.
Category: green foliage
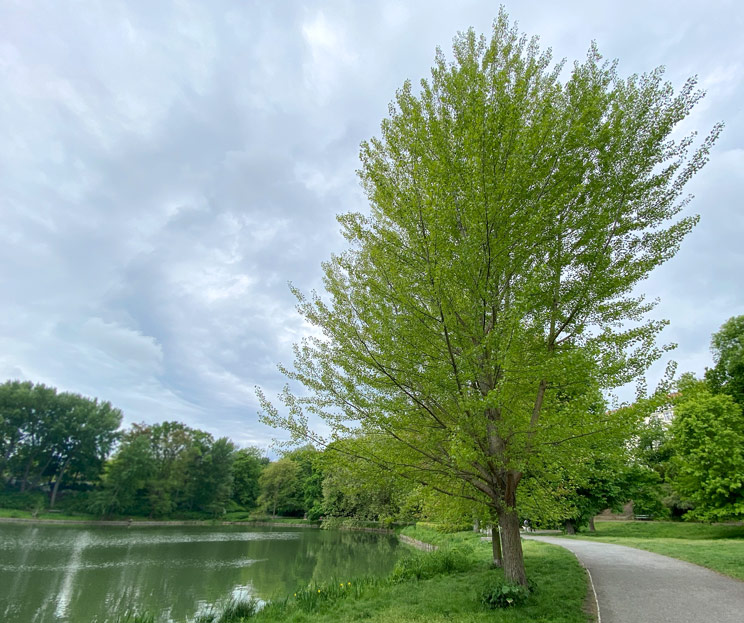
[259,9,720,585]
[633,414,676,479]
[670,377,744,521]
[288,577,381,614]
[705,315,744,406]
[0,380,122,506]
[390,547,472,582]
[91,421,235,518]
[257,457,301,517]
[0,489,46,510]
[231,447,268,509]
[285,445,325,517]
[317,441,413,523]
[624,466,669,518]
[479,577,531,608]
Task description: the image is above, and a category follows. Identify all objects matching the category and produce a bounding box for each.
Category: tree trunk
[564,520,576,535]
[473,517,480,533]
[588,516,596,532]
[491,524,502,567]
[20,457,34,492]
[498,507,527,586]
[49,459,71,508]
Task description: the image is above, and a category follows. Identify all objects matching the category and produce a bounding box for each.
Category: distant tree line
[0,380,410,521]
[2,317,741,524]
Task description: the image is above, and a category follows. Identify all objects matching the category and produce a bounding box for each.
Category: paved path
[524,535,744,623]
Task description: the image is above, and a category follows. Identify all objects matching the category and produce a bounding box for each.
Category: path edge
[525,536,600,623]
[583,563,601,623]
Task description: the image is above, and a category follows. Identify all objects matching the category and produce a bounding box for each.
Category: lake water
[0,522,401,623]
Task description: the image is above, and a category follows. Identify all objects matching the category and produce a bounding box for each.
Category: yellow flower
[347,582,351,586]
[340,583,344,587]
[318,589,321,593]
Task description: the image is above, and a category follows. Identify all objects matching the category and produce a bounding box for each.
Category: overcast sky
[1,0,742,449]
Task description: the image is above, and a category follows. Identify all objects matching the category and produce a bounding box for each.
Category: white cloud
[0,0,741,445]
[301,11,358,102]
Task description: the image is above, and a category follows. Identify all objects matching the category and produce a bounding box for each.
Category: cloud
[0,0,741,445]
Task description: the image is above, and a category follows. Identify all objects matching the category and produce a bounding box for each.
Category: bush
[0,489,46,511]
[479,578,531,609]
[390,547,471,582]
[56,490,92,513]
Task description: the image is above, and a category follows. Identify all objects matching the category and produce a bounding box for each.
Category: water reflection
[0,524,400,623]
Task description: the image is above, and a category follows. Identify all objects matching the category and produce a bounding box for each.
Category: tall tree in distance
[0,380,121,502]
[257,458,300,518]
[47,393,122,507]
[705,315,744,406]
[232,447,268,509]
[258,11,721,585]
[670,374,744,521]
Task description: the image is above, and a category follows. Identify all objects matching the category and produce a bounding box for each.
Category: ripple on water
[0,529,300,551]
[0,557,265,573]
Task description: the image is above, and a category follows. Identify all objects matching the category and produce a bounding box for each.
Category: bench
[634,514,652,521]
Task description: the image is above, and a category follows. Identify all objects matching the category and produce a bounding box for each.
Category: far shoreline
[0,516,321,528]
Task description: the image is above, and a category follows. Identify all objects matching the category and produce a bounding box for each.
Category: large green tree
[47,393,122,507]
[231,447,268,509]
[670,375,744,521]
[259,12,720,584]
[0,380,121,502]
[257,458,301,518]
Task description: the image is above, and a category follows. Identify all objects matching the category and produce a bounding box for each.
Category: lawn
[563,520,744,581]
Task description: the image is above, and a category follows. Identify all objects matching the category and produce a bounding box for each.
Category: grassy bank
[0,507,97,521]
[564,520,744,581]
[158,525,590,623]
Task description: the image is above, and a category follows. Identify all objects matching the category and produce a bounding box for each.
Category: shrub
[479,578,531,609]
[0,490,46,511]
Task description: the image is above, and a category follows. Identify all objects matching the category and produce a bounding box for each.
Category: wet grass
[563,520,744,581]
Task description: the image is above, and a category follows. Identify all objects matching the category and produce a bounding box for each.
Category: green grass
[178,525,590,623]
[0,507,98,521]
[563,520,744,581]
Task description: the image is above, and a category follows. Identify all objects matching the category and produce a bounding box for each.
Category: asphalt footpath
[524,535,744,623]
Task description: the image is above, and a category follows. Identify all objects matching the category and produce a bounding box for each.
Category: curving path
[524,535,744,623]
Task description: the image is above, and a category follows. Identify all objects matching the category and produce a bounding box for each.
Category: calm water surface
[0,522,401,623]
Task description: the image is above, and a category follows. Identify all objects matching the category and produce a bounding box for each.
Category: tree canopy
[259,11,720,584]
[0,380,121,506]
[92,421,236,517]
[669,375,744,521]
